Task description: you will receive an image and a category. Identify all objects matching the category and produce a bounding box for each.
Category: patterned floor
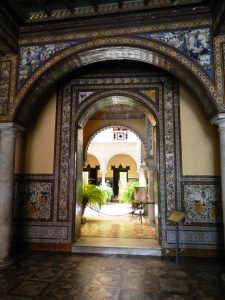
[1,252,225,299]
[81,203,156,239]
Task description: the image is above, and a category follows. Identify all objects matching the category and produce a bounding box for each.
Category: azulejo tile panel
[14,180,53,221]
[18,40,84,89]
[183,184,222,224]
[132,27,213,79]
[0,60,10,115]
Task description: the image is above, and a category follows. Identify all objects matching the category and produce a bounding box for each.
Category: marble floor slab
[82,203,157,239]
[1,252,225,299]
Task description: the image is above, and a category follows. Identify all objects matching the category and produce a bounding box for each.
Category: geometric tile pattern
[166,229,224,249]
[0,252,225,299]
[0,60,10,115]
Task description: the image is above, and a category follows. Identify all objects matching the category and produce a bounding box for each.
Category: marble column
[0,123,23,269]
[101,172,106,187]
[146,158,155,224]
[211,113,225,245]
[138,165,146,187]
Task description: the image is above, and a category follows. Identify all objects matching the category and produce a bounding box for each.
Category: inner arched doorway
[13,55,220,253]
[74,91,160,251]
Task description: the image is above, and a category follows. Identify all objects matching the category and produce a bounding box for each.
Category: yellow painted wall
[14,84,220,176]
[15,92,56,174]
[106,155,138,179]
[180,84,220,175]
[85,154,100,167]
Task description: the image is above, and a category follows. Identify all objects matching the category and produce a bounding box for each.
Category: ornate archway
[13,38,220,124]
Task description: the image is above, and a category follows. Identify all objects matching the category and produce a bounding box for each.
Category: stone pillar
[101,172,106,187]
[0,123,23,269]
[146,158,155,224]
[211,114,225,246]
[138,164,146,187]
[148,169,155,224]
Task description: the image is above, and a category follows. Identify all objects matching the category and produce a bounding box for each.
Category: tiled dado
[166,177,223,250]
[13,174,72,244]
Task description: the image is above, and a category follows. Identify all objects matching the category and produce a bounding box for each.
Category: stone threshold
[72,237,162,256]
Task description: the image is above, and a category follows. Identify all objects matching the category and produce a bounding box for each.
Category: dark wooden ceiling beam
[39,0,52,17]
[118,0,123,9]
[211,0,225,35]
[90,0,99,12]
[64,0,75,14]
[12,0,29,19]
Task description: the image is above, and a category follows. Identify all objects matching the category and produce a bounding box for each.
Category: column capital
[210,113,225,130]
[0,122,24,136]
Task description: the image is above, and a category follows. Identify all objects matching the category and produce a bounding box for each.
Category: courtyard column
[100,164,107,187]
[148,159,155,224]
[211,113,225,245]
[0,123,23,268]
[145,157,155,224]
[101,172,106,187]
[138,164,146,187]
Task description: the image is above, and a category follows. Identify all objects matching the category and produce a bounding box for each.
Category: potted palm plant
[82,183,106,216]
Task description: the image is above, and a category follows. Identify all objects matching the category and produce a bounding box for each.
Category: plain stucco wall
[180,84,220,176]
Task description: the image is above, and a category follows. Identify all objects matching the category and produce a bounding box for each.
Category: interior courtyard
[1,0,225,298]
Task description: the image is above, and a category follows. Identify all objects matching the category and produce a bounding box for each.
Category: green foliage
[120,181,139,204]
[99,183,113,202]
[82,184,106,212]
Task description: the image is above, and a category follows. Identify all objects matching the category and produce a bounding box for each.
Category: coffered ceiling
[5,0,206,22]
[0,0,225,55]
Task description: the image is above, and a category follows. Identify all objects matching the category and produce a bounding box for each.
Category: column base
[0,257,13,269]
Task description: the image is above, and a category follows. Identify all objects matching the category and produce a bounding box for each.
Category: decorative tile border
[166,229,223,249]
[19,19,211,45]
[13,225,68,242]
[0,60,10,115]
[0,55,17,121]
[70,74,179,247]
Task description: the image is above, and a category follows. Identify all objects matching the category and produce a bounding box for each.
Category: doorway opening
[74,99,160,254]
